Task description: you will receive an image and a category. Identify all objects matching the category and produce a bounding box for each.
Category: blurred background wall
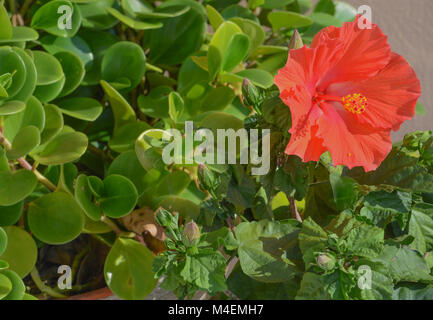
[332,0,433,140]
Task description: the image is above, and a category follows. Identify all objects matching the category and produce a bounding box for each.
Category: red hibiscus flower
[274,16,421,172]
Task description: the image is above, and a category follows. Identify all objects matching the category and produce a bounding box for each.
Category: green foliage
[0,0,430,301]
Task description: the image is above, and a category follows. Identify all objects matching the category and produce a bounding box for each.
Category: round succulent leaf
[0,27,39,43]
[108,150,149,196]
[55,51,86,97]
[108,121,151,153]
[3,96,44,142]
[0,226,38,278]
[104,238,157,300]
[9,47,37,103]
[100,175,138,218]
[0,273,12,300]
[0,202,23,227]
[101,41,147,92]
[32,50,64,86]
[40,35,94,69]
[31,0,82,37]
[0,47,26,98]
[105,7,163,30]
[74,174,102,221]
[146,0,206,65]
[0,170,38,206]
[6,126,41,160]
[0,260,9,270]
[27,192,85,245]
[77,0,118,30]
[0,227,7,256]
[34,75,66,103]
[32,131,88,165]
[0,100,25,116]
[0,4,12,40]
[0,270,25,300]
[57,97,103,121]
[39,104,64,145]
[87,176,104,198]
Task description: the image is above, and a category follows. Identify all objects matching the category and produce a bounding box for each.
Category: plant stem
[101,215,122,235]
[289,197,302,222]
[0,131,57,191]
[30,268,67,299]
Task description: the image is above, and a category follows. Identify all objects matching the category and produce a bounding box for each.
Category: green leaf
[230,17,265,54]
[104,238,157,300]
[0,170,38,206]
[227,264,299,299]
[3,96,45,142]
[100,175,138,218]
[28,192,85,245]
[6,126,40,160]
[408,202,433,254]
[0,26,38,43]
[101,41,147,92]
[109,122,151,153]
[107,151,149,196]
[0,227,6,256]
[267,11,313,32]
[0,226,37,278]
[236,219,302,282]
[206,5,224,31]
[33,50,64,86]
[55,51,85,97]
[349,148,433,193]
[208,21,244,76]
[334,1,357,22]
[345,224,384,258]
[57,97,103,121]
[146,0,206,65]
[74,174,102,221]
[360,190,412,228]
[105,7,163,30]
[100,80,136,134]
[314,0,335,15]
[158,196,200,221]
[0,273,12,300]
[180,250,227,294]
[200,86,235,112]
[329,167,357,211]
[168,92,184,123]
[31,0,81,38]
[0,100,25,116]
[298,217,328,254]
[0,3,12,40]
[0,202,23,227]
[0,270,25,300]
[376,245,433,283]
[39,104,63,145]
[393,284,433,300]
[33,131,88,165]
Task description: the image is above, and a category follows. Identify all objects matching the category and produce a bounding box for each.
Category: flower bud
[316,253,336,271]
[242,78,261,107]
[198,164,217,191]
[288,29,303,50]
[182,221,201,242]
[155,208,173,227]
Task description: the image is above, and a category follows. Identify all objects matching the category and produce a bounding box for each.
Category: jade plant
[0,0,432,301]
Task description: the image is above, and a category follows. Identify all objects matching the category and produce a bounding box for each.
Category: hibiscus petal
[317,102,392,172]
[312,15,392,90]
[327,53,421,131]
[278,85,327,162]
[275,40,344,96]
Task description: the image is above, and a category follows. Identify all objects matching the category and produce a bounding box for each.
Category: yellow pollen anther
[342,93,368,114]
